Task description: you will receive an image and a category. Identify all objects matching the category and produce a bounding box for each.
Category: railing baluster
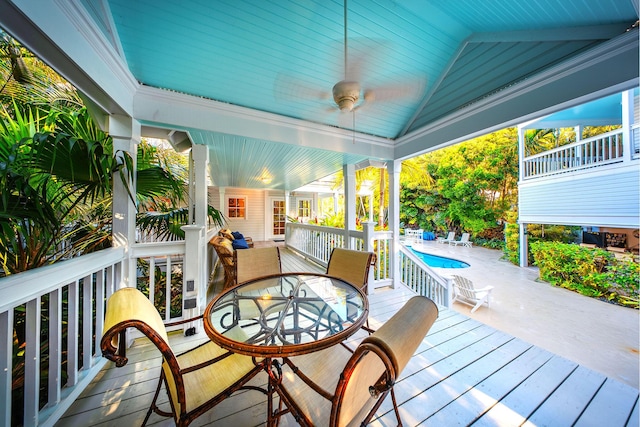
[82,274,93,369]
[24,297,40,427]
[149,256,156,308]
[0,309,12,427]
[67,281,79,387]
[48,288,62,407]
[166,255,172,320]
[94,270,105,357]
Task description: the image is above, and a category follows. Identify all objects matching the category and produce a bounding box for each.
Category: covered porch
[55,246,639,426]
[1,1,639,426]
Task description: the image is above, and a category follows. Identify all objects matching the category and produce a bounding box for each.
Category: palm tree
[0,34,223,275]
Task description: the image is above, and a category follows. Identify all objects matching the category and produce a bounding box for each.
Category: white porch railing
[285,223,451,306]
[285,222,393,291]
[131,241,187,326]
[522,129,625,179]
[398,245,452,306]
[0,247,124,427]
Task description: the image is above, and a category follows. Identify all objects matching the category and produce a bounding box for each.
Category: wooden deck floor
[56,246,639,427]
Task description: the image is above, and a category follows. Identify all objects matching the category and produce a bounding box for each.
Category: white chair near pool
[451,275,493,313]
[450,232,472,247]
[437,231,455,244]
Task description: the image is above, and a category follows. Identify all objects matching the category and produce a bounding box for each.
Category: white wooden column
[191,144,209,226]
[622,89,634,162]
[517,126,528,268]
[343,163,356,248]
[181,144,209,328]
[519,222,529,267]
[388,159,401,289]
[109,115,139,288]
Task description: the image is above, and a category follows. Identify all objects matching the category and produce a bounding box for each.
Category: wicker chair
[210,235,237,289]
[100,287,262,427]
[236,246,282,284]
[277,296,439,426]
[219,228,254,248]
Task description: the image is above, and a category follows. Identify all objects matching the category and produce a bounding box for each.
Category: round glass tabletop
[203,273,368,357]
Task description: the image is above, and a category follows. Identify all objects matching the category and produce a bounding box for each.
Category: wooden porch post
[110,115,139,288]
[517,126,529,268]
[181,144,209,333]
[343,163,356,248]
[388,160,401,289]
[519,223,529,267]
[621,89,634,162]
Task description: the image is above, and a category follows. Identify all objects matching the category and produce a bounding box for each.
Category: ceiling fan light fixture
[332,80,360,112]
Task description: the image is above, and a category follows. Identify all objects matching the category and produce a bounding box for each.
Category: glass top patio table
[203,273,369,358]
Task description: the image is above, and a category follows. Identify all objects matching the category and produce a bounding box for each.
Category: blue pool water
[410,248,470,268]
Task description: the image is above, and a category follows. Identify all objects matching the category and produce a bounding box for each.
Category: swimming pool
[410,247,470,268]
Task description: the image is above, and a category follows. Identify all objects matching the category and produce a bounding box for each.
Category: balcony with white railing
[522,129,626,180]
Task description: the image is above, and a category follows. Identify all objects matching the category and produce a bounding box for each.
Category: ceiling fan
[275,0,425,132]
[332,0,426,116]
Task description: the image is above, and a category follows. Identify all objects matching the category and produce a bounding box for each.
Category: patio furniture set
[100,246,438,426]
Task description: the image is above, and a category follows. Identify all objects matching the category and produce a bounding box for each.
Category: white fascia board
[2,0,138,116]
[394,30,639,161]
[133,85,395,160]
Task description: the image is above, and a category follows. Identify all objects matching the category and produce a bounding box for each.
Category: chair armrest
[471,286,494,293]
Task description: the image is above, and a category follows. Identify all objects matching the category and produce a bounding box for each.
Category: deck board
[56,246,639,427]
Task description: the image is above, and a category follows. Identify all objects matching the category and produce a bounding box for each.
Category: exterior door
[269,198,286,240]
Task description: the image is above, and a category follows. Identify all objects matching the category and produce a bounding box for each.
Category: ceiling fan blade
[343,38,391,82]
[364,77,427,103]
[274,73,329,103]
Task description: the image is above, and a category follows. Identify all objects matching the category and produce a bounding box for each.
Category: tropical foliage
[531,241,639,308]
[0,34,224,275]
[400,129,519,246]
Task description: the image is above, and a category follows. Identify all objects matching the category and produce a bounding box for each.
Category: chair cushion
[219,228,235,240]
[232,238,250,249]
[171,326,256,414]
[280,345,354,425]
[231,231,245,240]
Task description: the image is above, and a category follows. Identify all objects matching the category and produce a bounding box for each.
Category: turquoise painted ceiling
[76,0,638,189]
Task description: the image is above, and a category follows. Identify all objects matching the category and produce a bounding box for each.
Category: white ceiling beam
[133,85,395,159]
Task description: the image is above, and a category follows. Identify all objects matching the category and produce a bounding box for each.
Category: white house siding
[518,162,640,228]
[209,187,285,241]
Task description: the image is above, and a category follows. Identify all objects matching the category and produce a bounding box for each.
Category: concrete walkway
[409,239,639,389]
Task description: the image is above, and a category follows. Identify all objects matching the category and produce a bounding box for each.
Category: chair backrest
[326,248,376,292]
[452,275,476,299]
[333,296,439,426]
[210,235,237,288]
[459,233,470,242]
[101,288,184,414]
[446,231,455,240]
[236,246,282,284]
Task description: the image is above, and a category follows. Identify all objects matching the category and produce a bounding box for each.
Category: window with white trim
[227,196,247,219]
[297,199,311,219]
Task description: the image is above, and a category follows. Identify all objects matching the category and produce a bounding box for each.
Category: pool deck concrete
[409,239,639,389]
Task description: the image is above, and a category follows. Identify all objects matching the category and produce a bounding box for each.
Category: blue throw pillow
[231,231,244,240]
[232,238,249,249]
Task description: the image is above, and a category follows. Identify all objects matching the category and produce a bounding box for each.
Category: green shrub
[531,241,638,309]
